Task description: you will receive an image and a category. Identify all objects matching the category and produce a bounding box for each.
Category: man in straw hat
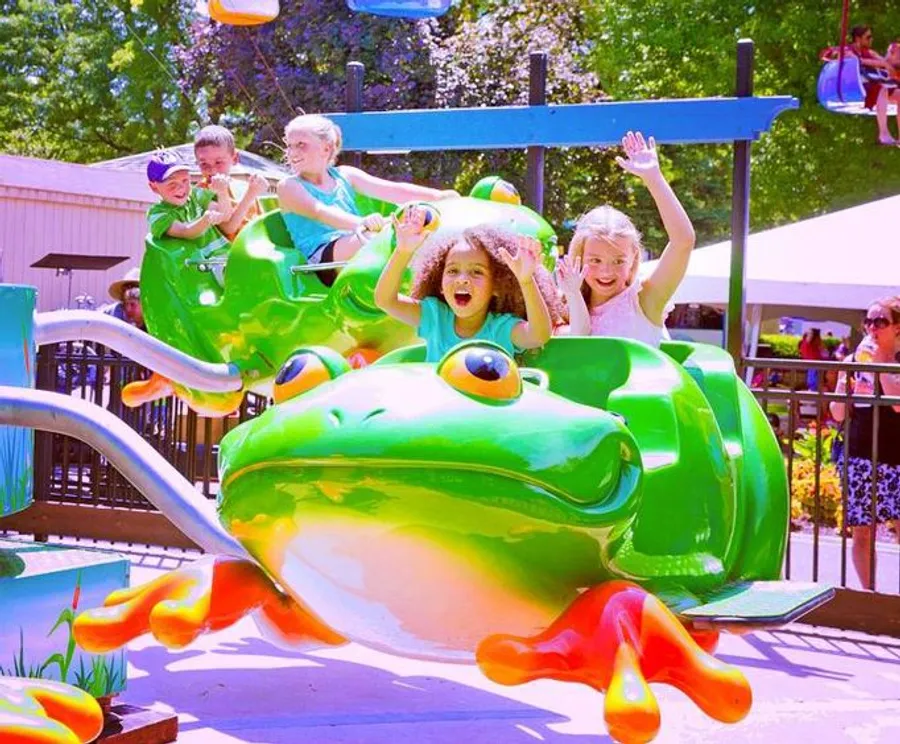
[101,266,145,330]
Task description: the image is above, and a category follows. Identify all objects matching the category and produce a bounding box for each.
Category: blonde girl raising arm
[619,132,696,325]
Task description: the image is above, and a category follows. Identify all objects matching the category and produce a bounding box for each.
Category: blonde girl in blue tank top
[277,115,459,280]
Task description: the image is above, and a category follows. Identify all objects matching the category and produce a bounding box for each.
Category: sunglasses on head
[863,316,890,330]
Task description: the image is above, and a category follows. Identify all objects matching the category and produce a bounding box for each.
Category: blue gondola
[346,0,455,19]
[817,54,898,115]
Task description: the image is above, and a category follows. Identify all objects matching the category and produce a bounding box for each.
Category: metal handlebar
[184,257,228,272]
[290,261,350,274]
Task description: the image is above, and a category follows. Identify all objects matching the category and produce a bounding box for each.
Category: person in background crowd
[834,335,852,361]
[799,328,826,390]
[830,296,900,589]
[101,267,145,331]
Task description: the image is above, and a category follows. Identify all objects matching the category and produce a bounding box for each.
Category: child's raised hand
[391,205,430,253]
[209,174,231,197]
[361,213,387,233]
[500,235,541,284]
[247,174,269,198]
[615,131,661,181]
[556,253,587,296]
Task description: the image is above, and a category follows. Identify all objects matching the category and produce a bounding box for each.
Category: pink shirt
[580,281,670,348]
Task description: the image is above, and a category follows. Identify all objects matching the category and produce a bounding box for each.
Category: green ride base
[682,581,835,629]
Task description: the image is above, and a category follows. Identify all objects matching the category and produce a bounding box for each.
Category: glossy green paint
[214,337,788,656]
[140,191,557,414]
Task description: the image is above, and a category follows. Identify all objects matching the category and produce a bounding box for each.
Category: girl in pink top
[555,131,695,348]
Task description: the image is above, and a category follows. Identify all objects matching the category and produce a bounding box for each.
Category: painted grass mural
[0,541,128,698]
[0,425,32,517]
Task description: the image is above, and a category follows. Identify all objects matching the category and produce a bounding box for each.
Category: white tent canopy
[641,193,900,319]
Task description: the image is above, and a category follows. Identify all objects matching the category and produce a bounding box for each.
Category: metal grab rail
[184,257,351,274]
[33,311,243,393]
[184,257,228,271]
[290,261,350,273]
[0,385,247,557]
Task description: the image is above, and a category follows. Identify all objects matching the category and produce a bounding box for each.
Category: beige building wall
[0,154,154,311]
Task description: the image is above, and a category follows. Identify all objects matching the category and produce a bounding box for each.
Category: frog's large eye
[273,347,350,404]
[437,343,522,401]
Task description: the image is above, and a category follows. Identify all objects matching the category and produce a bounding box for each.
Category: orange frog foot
[0,677,104,744]
[121,372,173,408]
[73,555,346,653]
[476,580,751,744]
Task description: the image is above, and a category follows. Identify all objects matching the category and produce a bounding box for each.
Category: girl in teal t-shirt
[374,208,564,362]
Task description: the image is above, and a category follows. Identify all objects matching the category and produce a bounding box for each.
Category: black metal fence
[31,343,267,511]
[747,355,900,596]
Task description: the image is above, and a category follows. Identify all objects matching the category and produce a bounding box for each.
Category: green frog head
[217,341,643,658]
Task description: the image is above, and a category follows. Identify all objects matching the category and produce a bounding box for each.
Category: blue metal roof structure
[328,96,798,152]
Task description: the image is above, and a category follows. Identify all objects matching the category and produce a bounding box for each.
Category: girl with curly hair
[374,208,563,362]
[556,131,695,347]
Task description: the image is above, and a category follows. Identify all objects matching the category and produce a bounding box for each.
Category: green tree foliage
[586,0,900,249]
[177,0,441,172]
[1,0,897,252]
[0,0,202,161]
[426,0,621,233]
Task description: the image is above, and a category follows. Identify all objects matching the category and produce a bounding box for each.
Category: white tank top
[588,281,670,348]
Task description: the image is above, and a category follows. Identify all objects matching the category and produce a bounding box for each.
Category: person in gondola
[887,40,900,83]
[845,25,900,145]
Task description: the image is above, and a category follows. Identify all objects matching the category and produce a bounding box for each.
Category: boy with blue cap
[146,150,230,257]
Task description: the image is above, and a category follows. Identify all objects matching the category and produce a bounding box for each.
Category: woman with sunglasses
[830,296,900,589]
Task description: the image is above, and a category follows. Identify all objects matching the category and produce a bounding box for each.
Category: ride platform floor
[27,541,900,743]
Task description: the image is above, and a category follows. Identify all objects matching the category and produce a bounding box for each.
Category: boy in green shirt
[146,150,231,258]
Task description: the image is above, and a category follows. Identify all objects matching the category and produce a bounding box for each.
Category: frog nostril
[328,409,343,427]
[362,408,386,423]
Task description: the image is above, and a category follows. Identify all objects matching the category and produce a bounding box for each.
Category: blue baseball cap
[147,150,190,183]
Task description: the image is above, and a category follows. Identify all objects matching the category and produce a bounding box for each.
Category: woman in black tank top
[830,296,900,589]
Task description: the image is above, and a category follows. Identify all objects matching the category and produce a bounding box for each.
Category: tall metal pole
[726,40,754,367]
[345,62,364,168]
[526,52,548,212]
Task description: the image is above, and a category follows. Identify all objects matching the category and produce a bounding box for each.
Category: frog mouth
[222,455,640,522]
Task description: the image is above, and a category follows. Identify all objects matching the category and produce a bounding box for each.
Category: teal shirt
[282,167,360,260]
[417,296,523,362]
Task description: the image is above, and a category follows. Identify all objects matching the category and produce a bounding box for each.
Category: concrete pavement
[115,556,900,744]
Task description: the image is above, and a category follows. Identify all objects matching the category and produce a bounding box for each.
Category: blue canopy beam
[329,96,798,152]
